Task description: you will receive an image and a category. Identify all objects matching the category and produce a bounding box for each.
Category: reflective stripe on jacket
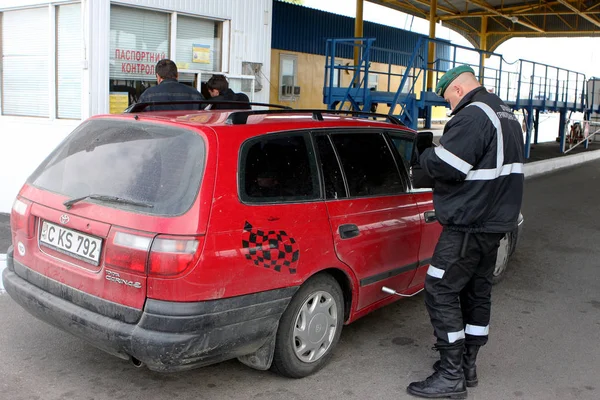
[419,87,524,233]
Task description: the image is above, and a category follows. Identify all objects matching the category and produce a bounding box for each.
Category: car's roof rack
[124,101,292,113]
[225,109,404,126]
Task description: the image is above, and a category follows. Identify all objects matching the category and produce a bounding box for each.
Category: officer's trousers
[424,228,505,349]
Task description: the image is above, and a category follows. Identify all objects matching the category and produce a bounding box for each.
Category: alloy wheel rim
[292,290,338,363]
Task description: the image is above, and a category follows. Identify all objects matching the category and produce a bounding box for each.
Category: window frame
[174,12,224,75]
[56,3,82,119]
[0,3,83,119]
[320,128,410,199]
[386,130,418,176]
[278,53,298,102]
[0,6,51,118]
[108,5,228,112]
[312,131,349,200]
[367,73,378,90]
[238,130,322,205]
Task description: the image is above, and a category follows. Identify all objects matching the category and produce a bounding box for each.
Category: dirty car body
[2,103,522,377]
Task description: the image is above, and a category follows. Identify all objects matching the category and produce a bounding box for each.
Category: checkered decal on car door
[241,221,299,273]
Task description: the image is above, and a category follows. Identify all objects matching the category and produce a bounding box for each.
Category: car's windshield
[28,118,205,216]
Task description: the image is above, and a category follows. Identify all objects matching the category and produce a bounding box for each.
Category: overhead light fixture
[509,16,519,23]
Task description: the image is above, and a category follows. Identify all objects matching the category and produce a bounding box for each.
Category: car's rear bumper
[2,247,297,372]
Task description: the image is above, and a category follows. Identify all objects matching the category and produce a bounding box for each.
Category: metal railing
[323,37,588,116]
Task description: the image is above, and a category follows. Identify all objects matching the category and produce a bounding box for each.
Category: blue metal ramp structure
[323,37,591,158]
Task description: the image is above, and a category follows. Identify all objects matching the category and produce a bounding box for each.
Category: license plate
[39,221,102,265]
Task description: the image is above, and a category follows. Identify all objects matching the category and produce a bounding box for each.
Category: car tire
[270,274,344,378]
[492,233,512,285]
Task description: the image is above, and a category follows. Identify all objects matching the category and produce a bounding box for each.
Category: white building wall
[0,0,272,213]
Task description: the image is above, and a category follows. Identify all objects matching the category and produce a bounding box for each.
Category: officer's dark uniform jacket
[138,78,204,111]
[419,86,524,233]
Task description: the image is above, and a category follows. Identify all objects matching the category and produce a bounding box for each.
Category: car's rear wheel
[492,233,511,285]
[270,274,344,378]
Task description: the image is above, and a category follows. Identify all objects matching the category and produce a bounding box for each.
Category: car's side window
[388,132,416,173]
[314,135,347,200]
[239,132,320,203]
[330,131,405,197]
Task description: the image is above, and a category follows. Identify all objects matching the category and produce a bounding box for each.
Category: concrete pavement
[1,158,600,399]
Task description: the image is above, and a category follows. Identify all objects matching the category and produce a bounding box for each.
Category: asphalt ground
[1,158,600,399]
[0,213,9,253]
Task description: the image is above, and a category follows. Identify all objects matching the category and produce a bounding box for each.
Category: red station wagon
[3,103,521,378]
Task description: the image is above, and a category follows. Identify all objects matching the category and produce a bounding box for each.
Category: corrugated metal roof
[368,0,600,52]
[272,1,451,66]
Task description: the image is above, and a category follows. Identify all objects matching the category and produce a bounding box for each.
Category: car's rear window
[28,118,205,216]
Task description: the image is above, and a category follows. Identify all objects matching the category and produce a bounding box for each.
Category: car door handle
[424,211,437,223]
[339,224,360,239]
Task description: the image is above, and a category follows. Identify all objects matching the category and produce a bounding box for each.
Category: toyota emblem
[60,214,70,225]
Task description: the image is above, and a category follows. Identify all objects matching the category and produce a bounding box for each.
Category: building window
[325,63,342,88]
[175,15,222,78]
[1,5,82,119]
[279,54,298,101]
[242,61,263,93]
[1,7,49,117]
[109,5,170,107]
[367,73,378,90]
[57,4,82,119]
[109,6,224,111]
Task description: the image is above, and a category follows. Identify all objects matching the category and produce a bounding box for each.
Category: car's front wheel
[270,274,344,378]
[492,233,512,285]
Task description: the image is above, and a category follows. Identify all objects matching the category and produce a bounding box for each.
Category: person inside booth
[137,59,204,111]
[206,74,251,110]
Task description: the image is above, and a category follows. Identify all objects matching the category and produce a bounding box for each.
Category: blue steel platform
[323,37,596,158]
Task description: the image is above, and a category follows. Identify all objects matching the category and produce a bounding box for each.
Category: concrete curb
[524,149,600,178]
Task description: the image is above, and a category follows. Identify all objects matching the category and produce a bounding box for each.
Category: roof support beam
[485,30,600,35]
[353,0,364,87]
[466,0,545,32]
[556,0,600,29]
[426,0,437,91]
[398,0,458,15]
[440,11,600,20]
[479,15,488,82]
[547,3,575,30]
[587,3,600,12]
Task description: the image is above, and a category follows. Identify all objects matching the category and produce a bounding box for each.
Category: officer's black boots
[407,347,467,399]
[462,345,480,387]
[433,344,481,387]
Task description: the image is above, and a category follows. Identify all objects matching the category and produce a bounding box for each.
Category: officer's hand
[416,132,434,155]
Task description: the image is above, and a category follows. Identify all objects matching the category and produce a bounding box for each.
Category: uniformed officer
[407,65,525,399]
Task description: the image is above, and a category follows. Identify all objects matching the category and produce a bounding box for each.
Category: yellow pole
[354,0,364,87]
[426,0,437,91]
[479,16,488,84]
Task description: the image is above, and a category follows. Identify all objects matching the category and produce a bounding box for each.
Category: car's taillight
[149,235,203,277]
[105,229,154,274]
[11,197,33,238]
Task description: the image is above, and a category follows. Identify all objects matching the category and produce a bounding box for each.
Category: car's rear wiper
[63,194,154,210]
